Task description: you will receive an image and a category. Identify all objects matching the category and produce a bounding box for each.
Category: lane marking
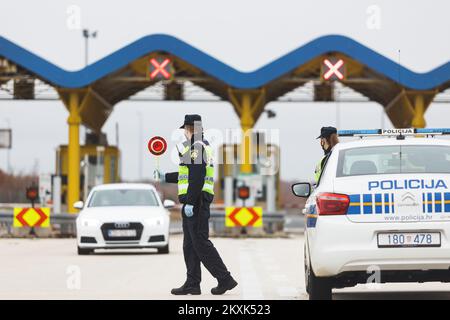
[265,265,280,272]
[239,248,264,300]
[276,286,300,298]
[271,274,288,282]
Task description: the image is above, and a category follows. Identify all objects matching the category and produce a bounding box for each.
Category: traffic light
[26,185,39,203]
[237,185,250,201]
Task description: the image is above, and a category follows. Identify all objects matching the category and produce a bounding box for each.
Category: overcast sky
[0,0,449,181]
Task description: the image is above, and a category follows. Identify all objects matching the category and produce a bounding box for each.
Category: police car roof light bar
[337,128,450,137]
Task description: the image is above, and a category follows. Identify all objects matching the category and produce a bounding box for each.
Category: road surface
[0,235,449,299]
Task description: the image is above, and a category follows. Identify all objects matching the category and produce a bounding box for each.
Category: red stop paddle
[148,136,167,181]
[148,136,167,156]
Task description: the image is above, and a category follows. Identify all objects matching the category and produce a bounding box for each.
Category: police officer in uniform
[315,126,339,182]
[154,114,237,295]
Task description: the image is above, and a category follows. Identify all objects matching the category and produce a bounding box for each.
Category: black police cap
[180,114,202,129]
[317,126,337,139]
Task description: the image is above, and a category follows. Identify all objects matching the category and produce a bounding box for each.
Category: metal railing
[0,212,77,237]
[209,211,286,236]
[0,210,287,237]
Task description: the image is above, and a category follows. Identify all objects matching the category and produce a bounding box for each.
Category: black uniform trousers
[182,195,230,286]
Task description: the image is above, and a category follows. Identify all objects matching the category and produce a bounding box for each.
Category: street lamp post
[81,29,97,145]
[5,118,10,174]
[137,111,143,180]
[82,29,97,67]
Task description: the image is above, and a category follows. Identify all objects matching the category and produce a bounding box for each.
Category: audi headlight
[145,217,164,226]
[80,218,100,227]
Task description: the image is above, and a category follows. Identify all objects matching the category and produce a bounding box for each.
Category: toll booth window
[337,145,450,177]
[110,156,116,182]
[88,189,159,207]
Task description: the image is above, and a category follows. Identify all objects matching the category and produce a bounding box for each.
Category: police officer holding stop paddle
[154,114,237,295]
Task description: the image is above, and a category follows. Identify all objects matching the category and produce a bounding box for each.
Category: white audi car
[293,128,450,300]
[75,183,173,255]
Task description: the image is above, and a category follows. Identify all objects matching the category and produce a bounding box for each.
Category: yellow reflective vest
[177,140,214,196]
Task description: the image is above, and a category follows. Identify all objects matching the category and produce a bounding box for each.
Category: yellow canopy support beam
[385,90,436,128]
[58,87,110,134]
[78,87,113,133]
[228,88,266,174]
[411,94,426,128]
[240,93,254,174]
[67,91,81,213]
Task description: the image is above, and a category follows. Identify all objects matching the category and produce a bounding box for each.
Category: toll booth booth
[55,144,120,205]
[216,132,280,212]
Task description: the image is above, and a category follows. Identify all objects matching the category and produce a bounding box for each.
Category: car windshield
[88,189,159,207]
[337,145,450,177]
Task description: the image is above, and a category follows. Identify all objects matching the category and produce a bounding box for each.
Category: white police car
[293,128,450,300]
[75,183,173,255]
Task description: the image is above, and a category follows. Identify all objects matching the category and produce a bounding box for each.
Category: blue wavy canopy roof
[0,34,449,90]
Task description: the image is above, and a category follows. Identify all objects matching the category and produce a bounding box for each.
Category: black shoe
[211,276,238,295]
[171,283,201,295]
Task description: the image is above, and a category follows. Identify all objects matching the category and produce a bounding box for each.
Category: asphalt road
[0,235,450,300]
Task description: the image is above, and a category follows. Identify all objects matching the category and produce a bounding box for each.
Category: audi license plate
[377,232,441,248]
[108,230,136,237]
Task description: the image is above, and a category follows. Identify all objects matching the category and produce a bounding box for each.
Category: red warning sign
[148,136,167,156]
[149,58,172,79]
[225,207,263,227]
[323,58,345,80]
[14,207,50,228]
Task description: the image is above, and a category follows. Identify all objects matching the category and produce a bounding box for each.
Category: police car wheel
[157,244,169,254]
[304,245,310,294]
[77,246,94,255]
[306,255,332,300]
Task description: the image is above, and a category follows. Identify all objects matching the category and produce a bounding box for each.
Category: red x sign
[149,58,172,79]
[323,58,345,80]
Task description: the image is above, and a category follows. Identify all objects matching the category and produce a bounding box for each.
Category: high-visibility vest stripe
[314,155,327,182]
[177,142,215,196]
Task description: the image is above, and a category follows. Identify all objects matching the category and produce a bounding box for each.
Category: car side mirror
[292,183,311,198]
[163,199,176,209]
[73,201,84,210]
